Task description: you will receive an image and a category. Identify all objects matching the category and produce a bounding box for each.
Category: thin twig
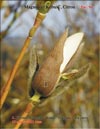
[14,90,41,129]
[0,12,46,109]
[14,102,33,129]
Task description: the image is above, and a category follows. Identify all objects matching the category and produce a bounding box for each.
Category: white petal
[60,32,84,73]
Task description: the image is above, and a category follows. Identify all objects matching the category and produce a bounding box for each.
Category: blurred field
[0,0,99,129]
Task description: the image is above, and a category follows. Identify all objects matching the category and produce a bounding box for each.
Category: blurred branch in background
[0,0,32,40]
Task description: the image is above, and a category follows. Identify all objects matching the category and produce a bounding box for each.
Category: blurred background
[0,0,99,128]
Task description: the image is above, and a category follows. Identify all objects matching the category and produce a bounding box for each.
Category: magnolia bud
[31,30,84,97]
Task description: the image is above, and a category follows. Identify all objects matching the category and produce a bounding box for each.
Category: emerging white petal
[60,32,84,73]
